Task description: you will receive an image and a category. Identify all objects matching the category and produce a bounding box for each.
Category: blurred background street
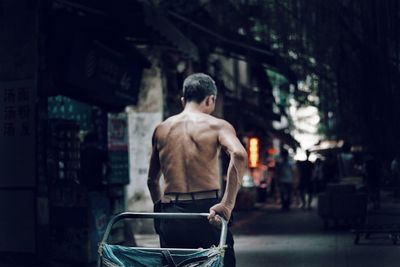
[233,198,400,267]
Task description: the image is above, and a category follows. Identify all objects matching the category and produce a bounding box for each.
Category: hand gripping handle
[100,212,228,248]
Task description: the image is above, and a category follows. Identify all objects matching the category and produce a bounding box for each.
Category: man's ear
[181,97,186,107]
[205,95,212,106]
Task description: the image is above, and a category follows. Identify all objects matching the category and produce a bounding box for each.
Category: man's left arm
[147,128,162,203]
[208,120,247,224]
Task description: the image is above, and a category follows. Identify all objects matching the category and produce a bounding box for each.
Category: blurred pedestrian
[337,142,355,180]
[298,150,314,210]
[276,150,297,211]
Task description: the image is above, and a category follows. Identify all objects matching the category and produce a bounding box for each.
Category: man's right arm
[147,126,162,203]
[208,120,247,224]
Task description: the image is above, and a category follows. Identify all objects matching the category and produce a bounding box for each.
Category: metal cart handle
[101,212,228,248]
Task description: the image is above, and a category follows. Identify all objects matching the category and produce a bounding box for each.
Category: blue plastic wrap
[101,244,224,267]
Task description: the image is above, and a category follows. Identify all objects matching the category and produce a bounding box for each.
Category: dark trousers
[299,182,313,208]
[280,182,292,211]
[154,198,236,267]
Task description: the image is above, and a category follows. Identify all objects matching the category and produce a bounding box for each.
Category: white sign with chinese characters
[127,111,162,211]
[0,80,36,187]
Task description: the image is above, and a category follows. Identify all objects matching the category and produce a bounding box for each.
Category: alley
[3,1,400,266]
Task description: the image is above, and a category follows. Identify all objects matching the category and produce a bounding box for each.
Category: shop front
[36,4,151,263]
[1,1,206,265]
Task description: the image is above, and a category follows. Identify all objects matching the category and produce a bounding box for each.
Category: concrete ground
[232,200,400,267]
[134,196,400,267]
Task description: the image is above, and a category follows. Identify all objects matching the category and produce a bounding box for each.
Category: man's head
[181,73,217,114]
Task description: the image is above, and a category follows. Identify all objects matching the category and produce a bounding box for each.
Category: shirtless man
[147,73,247,266]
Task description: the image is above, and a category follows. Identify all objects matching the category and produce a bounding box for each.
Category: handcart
[351,210,400,245]
[98,212,227,267]
[351,187,400,245]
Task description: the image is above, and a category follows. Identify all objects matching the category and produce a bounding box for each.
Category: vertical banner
[0,80,36,187]
[108,113,128,151]
[127,111,162,211]
[107,113,130,185]
[0,81,37,253]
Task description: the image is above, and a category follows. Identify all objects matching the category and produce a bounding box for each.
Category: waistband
[161,190,219,203]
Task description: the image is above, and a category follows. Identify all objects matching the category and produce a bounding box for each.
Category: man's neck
[184,102,206,114]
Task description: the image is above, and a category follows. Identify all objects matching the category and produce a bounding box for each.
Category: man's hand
[208,203,232,227]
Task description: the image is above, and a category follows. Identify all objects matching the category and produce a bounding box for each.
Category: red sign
[248,137,260,168]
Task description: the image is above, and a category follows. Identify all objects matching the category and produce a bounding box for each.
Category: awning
[309,140,344,154]
[142,2,199,60]
[168,12,297,85]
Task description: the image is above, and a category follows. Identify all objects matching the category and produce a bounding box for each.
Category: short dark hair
[182,73,217,103]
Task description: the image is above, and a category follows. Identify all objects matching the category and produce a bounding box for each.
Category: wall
[126,58,163,233]
[0,0,37,253]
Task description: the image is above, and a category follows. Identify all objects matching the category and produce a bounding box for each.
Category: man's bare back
[147,73,247,223]
[155,111,226,194]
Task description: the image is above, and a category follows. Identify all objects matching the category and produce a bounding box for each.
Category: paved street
[127,196,400,267]
[232,201,400,267]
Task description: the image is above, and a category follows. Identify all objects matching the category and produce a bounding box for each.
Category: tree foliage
[244,0,400,158]
[159,0,400,157]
